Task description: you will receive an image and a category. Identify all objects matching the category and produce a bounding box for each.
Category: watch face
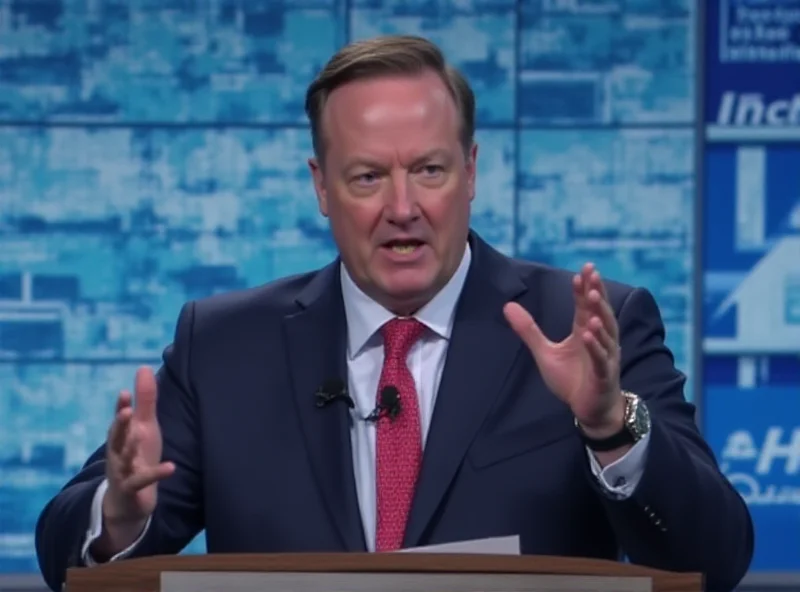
[626,394,651,438]
[632,401,651,436]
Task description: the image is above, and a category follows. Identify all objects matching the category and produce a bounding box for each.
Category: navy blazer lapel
[282,262,366,552]
[403,234,529,548]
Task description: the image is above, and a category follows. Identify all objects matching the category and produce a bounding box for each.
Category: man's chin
[375,276,438,315]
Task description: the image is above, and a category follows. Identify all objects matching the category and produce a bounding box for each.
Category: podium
[64,552,704,592]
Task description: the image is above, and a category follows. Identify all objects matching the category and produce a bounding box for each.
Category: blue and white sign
[701,1,800,576]
[705,0,800,141]
[702,145,800,354]
[705,386,800,570]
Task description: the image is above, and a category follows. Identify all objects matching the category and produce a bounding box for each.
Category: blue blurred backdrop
[0,0,797,586]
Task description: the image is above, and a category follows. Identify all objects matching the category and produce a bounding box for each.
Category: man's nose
[384,174,418,223]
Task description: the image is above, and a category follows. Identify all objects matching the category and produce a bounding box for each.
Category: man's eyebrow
[343,149,453,172]
[409,149,452,166]
[343,157,386,172]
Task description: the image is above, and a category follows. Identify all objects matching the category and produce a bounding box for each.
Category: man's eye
[355,172,379,185]
[420,165,444,176]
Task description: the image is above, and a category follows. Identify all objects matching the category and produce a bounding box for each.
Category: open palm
[105,367,174,523]
[504,263,622,428]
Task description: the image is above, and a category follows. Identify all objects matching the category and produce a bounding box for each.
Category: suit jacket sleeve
[35,302,204,592]
[593,287,753,592]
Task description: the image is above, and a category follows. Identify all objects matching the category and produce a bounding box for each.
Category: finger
[587,288,619,342]
[119,461,175,493]
[589,268,609,301]
[134,366,158,421]
[582,329,611,380]
[581,262,596,281]
[503,302,551,356]
[586,269,616,338]
[115,390,132,414]
[109,424,137,482]
[119,423,140,465]
[572,274,588,328]
[588,315,616,356]
[573,263,596,327]
[108,394,134,454]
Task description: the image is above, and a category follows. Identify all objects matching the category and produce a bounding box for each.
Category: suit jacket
[35,232,753,592]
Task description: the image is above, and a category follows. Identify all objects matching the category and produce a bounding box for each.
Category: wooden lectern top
[65,552,703,592]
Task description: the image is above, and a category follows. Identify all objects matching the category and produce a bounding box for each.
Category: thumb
[133,366,158,421]
[503,302,550,357]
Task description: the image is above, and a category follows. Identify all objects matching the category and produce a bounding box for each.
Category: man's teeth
[391,244,418,254]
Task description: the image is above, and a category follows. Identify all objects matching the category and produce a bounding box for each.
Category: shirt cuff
[586,431,650,499]
[81,478,151,565]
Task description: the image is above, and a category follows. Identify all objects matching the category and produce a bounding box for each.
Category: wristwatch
[576,391,651,452]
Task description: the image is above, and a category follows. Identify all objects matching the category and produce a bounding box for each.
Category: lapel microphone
[314,378,354,408]
[315,380,401,423]
[364,385,401,422]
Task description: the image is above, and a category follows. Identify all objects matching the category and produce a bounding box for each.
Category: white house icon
[705,236,800,354]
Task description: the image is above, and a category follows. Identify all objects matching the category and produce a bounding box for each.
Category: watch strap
[575,392,646,452]
[577,423,636,452]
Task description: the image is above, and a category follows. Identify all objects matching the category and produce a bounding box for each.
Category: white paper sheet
[399,535,521,555]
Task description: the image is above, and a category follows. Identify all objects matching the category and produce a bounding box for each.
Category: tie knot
[381,317,425,360]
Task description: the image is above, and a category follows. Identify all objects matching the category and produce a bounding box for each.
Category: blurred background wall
[0,0,797,589]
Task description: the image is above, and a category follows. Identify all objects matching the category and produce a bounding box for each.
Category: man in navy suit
[35,34,753,591]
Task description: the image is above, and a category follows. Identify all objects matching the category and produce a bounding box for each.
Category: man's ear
[308,157,328,217]
[466,142,478,202]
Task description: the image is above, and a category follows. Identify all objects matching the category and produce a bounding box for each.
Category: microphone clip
[383,400,401,421]
[364,386,402,422]
[314,380,353,409]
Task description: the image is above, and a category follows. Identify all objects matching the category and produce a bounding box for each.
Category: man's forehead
[325,72,455,117]
[315,72,462,163]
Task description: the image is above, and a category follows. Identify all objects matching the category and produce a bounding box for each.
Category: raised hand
[103,366,174,527]
[503,263,624,432]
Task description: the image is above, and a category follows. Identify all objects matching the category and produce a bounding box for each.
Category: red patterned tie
[375,317,425,552]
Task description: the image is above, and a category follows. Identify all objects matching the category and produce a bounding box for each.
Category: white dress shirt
[83,243,650,562]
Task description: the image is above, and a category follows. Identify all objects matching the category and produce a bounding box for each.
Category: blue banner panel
[702,143,800,353]
[704,385,800,570]
[705,0,800,141]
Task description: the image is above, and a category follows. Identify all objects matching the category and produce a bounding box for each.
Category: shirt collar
[340,243,472,359]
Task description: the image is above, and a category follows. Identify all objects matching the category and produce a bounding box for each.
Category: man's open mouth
[383,239,425,255]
